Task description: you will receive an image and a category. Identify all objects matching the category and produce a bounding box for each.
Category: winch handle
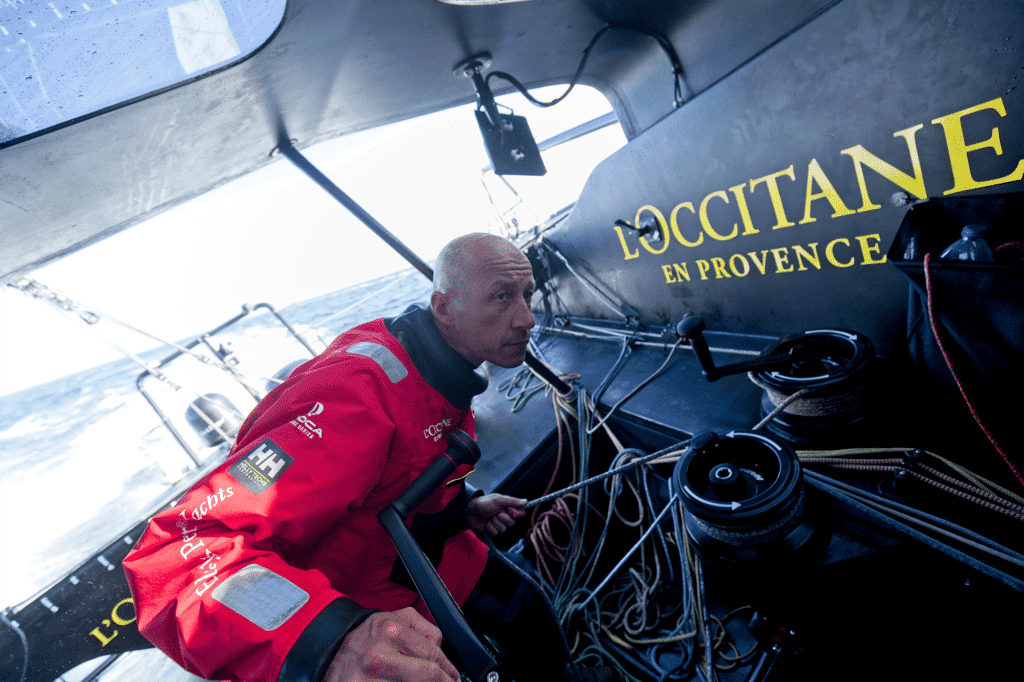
[677,315,808,382]
[377,430,501,682]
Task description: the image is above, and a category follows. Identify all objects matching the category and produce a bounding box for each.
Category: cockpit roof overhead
[0,0,836,282]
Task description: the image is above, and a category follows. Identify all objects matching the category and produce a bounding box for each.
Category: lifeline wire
[11,278,267,427]
[11,276,349,451]
[13,279,252,383]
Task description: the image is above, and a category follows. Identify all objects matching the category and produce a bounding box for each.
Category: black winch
[750,329,876,444]
[678,316,877,445]
[672,430,829,571]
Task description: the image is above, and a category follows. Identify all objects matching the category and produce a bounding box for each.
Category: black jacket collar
[384,304,488,410]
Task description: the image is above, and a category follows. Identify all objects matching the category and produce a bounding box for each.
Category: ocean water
[0,267,434,670]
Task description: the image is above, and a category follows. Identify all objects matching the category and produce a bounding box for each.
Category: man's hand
[323,607,459,682]
[465,493,527,535]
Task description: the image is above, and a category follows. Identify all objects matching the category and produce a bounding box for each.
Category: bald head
[430,233,536,368]
[433,233,522,302]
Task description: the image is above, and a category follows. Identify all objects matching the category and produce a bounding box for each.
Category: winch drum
[672,431,827,567]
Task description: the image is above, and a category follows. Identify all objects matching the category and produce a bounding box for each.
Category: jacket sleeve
[123,364,397,682]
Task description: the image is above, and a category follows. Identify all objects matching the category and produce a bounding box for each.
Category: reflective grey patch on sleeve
[346,342,408,383]
[211,564,309,631]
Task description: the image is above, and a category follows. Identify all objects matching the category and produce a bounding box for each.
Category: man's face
[434,241,536,368]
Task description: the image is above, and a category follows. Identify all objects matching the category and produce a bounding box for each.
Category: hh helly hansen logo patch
[228,438,293,495]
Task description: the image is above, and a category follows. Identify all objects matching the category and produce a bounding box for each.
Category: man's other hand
[465,494,527,535]
[323,607,459,682]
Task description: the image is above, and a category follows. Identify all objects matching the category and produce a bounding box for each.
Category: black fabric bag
[887,193,1023,485]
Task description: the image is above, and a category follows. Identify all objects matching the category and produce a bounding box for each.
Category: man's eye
[495,292,508,301]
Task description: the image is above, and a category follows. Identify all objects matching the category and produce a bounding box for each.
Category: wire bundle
[512,381,761,681]
[512,328,1024,680]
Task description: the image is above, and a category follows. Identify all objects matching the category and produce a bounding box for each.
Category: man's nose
[513,294,535,330]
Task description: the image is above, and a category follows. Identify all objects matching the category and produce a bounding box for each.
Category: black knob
[445,429,482,467]
[677,315,716,376]
[676,314,706,338]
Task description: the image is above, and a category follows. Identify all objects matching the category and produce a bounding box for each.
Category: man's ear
[430,290,452,324]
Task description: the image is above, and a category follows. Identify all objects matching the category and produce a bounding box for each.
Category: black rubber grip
[392,430,480,518]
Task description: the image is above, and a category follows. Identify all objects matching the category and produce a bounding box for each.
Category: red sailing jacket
[123,316,489,682]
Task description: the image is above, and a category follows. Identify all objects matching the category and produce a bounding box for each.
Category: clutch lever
[377,430,503,682]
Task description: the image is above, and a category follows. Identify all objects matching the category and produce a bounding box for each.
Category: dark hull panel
[545,0,1023,355]
[0,518,154,682]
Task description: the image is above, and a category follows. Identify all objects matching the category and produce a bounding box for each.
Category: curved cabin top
[1,0,1020,350]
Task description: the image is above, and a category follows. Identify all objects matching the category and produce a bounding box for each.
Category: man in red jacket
[124,233,537,682]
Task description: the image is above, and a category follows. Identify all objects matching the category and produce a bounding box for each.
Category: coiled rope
[747,369,874,418]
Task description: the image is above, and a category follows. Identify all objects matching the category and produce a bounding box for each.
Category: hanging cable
[486,23,689,110]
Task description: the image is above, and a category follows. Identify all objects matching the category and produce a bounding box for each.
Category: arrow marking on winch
[806,329,857,341]
[726,431,782,453]
[683,485,741,510]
